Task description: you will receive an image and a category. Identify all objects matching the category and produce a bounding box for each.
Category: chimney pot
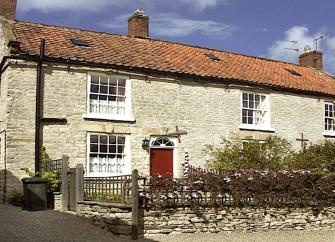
[128,9,149,38]
[299,50,323,71]
[0,0,17,20]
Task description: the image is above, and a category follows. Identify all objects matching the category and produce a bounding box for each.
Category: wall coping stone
[77,200,132,209]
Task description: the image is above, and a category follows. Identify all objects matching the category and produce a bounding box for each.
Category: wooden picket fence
[83,175,132,204]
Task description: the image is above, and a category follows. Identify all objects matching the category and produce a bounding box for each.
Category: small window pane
[90,94,98,100]
[100,95,107,101]
[109,136,116,144]
[91,75,99,84]
[90,84,99,93]
[242,93,248,100]
[100,136,107,144]
[100,85,108,94]
[118,79,126,87]
[90,135,98,143]
[117,146,124,153]
[109,78,117,86]
[249,94,254,101]
[109,86,117,95]
[100,76,108,85]
[118,137,125,144]
[110,145,116,153]
[90,144,98,152]
[100,145,107,153]
[108,96,116,101]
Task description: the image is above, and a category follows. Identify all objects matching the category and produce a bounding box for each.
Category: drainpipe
[35,39,45,176]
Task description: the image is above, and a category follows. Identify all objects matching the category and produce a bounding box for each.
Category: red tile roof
[9,21,335,96]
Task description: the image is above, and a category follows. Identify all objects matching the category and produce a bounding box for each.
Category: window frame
[86,133,131,177]
[239,91,274,132]
[323,102,335,137]
[84,73,134,121]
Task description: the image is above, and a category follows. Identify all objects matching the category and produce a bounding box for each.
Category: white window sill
[239,124,275,132]
[83,113,135,122]
[323,131,335,137]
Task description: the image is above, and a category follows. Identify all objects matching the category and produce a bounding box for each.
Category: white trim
[86,73,134,120]
[323,131,335,137]
[239,124,275,132]
[86,132,131,177]
[149,137,178,177]
[83,113,135,122]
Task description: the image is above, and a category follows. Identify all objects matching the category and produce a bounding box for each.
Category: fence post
[61,155,69,211]
[131,169,139,240]
[75,164,84,212]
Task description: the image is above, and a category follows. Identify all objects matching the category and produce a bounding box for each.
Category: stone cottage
[1,0,335,201]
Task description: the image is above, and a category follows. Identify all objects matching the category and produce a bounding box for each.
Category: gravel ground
[2,204,335,242]
[148,230,335,242]
[0,204,152,242]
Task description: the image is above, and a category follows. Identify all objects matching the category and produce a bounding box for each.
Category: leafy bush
[289,141,335,174]
[21,145,61,192]
[205,136,293,171]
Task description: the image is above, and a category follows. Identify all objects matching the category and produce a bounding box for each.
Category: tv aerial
[285,40,299,52]
[313,35,326,51]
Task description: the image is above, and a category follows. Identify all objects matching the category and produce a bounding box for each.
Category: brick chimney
[299,45,323,70]
[128,9,149,38]
[0,0,17,20]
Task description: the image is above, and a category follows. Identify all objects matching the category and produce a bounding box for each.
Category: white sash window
[87,133,131,176]
[85,73,133,121]
[240,92,273,131]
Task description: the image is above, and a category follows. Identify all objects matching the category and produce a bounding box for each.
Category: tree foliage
[205,136,293,171]
[205,136,335,174]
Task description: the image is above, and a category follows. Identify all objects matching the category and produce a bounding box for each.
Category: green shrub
[289,141,335,174]
[21,145,61,192]
[205,136,293,171]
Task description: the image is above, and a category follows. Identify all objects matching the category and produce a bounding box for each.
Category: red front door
[150,148,173,177]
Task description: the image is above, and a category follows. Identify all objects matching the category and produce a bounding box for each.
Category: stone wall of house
[40,64,331,174]
[77,201,335,235]
[1,61,334,199]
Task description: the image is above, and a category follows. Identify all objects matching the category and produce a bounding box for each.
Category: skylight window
[285,68,302,77]
[71,39,91,47]
[205,53,220,61]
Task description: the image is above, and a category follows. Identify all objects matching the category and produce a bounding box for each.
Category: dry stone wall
[77,201,335,235]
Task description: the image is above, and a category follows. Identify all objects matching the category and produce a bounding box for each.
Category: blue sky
[16,0,335,74]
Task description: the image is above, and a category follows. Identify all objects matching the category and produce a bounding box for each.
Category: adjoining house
[1,0,335,201]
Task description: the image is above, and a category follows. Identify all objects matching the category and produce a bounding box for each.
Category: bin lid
[21,177,47,184]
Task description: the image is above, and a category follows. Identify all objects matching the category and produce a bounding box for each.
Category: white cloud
[267,26,315,64]
[17,0,229,13]
[267,26,335,74]
[151,14,237,37]
[102,13,237,38]
[138,0,229,12]
[17,0,128,12]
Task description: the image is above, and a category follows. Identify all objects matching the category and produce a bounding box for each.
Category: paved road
[2,204,335,242]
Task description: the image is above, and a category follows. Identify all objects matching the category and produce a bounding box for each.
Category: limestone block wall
[40,65,333,176]
[1,62,334,199]
[77,201,335,235]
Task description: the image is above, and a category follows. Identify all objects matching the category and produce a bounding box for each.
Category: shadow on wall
[0,169,23,204]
